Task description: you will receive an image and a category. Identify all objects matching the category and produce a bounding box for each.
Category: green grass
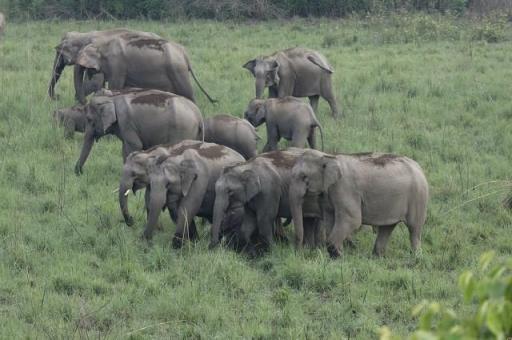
[1,16,512,338]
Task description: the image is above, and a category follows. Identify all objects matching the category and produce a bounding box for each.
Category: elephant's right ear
[242,59,256,76]
[242,169,260,201]
[322,158,341,193]
[77,45,101,71]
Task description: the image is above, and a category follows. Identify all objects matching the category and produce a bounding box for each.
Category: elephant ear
[98,100,117,134]
[268,60,280,85]
[322,157,341,193]
[179,159,198,197]
[77,45,101,71]
[243,59,256,76]
[242,169,260,201]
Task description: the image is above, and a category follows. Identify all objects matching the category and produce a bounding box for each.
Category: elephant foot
[372,247,385,257]
[344,238,356,249]
[124,215,134,227]
[274,232,288,244]
[327,244,341,259]
[172,234,184,249]
[141,227,154,241]
[74,163,83,176]
[208,240,219,250]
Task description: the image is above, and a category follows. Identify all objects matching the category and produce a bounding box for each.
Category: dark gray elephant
[289,149,429,258]
[209,148,324,255]
[243,47,340,118]
[48,29,158,102]
[75,33,216,104]
[244,97,324,152]
[143,142,244,248]
[204,114,260,159]
[75,89,203,175]
[53,104,87,138]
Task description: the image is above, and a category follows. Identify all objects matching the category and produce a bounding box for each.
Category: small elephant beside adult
[74,89,203,175]
[204,114,259,159]
[53,104,87,138]
[289,149,429,258]
[243,47,340,118]
[143,141,245,248]
[244,97,323,152]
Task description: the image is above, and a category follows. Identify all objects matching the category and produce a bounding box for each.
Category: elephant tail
[307,55,333,74]
[198,115,205,143]
[188,64,218,104]
[312,116,324,152]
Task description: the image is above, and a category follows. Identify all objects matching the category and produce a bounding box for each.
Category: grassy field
[1,16,512,338]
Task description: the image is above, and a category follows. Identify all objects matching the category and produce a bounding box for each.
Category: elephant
[143,142,244,248]
[74,32,216,104]
[204,114,260,159]
[243,47,340,118]
[0,12,5,36]
[75,89,203,175]
[289,149,429,258]
[209,148,325,255]
[48,28,159,102]
[53,104,87,138]
[244,97,324,152]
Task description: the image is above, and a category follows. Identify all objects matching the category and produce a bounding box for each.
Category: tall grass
[0,16,511,338]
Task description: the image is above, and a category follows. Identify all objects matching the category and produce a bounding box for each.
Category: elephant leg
[268,86,278,98]
[121,136,143,163]
[303,218,316,248]
[63,121,75,139]
[312,218,325,247]
[263,125,280,152]
[307,128,316,149]
[256,212,275,253]
[372,224,397,257]
[274,218,288,244]
[187,219,199,241]
[406,222,422,253]
[327,209,361,258]
[172,197,202,249]
[290,129,309,149]
[309,95,320,113]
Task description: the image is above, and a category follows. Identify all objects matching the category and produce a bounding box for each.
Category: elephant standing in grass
[209,148,324,256]
[53,105,87,138]
[244,97,324,152]
[204,114,260,159]
[289,149,429,258]
[143,142,244,248]
[74,32,216,104]
[75,89,203,175]
[48,29,158,102]
[243,47,340,118]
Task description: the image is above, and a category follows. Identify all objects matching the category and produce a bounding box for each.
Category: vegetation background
[1,1,512,338]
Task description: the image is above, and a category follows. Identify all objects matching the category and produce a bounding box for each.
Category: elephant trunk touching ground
[118,173,135,226]
[74,65,87,104]
[289,179,308,248]
[210,185,230,248]
[48,52,66,99]
[75,125,95,175]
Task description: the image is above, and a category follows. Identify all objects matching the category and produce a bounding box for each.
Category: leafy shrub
[380,251,512,339]
[471,13,508,43]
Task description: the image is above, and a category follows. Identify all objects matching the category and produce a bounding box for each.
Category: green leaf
[479,251,495,272]
[486,305,504,338]
[458,271,475,302]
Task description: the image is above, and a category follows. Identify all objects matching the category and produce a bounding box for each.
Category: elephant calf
[290,149,429,258]
[244,97,324,152]
[74,89,203,175]
[53,105,87,138]
[144,141,245,247]
[204,114,260,159]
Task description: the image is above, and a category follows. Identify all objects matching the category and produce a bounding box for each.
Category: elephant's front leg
[263,125,279,152]
[143,185,167,240]
[326,199,361,258]
[172,196,202,249]
[255,213,276,254]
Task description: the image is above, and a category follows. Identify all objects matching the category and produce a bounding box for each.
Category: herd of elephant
[49,28,429,258]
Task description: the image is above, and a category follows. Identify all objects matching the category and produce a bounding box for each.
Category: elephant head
[289,150,341,247]
[243,57,280,98]
[209,166,260,248]
[74,96,117,175]
[243,99,266,127]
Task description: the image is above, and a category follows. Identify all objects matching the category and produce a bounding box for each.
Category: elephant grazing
[289,149,429,258]
[143,142,245,247]
[243,47,340,118]
[53,104,87,138]
[74,89,203,175]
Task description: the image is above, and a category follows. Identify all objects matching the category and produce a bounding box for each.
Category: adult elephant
[74,33,216,104]
[209,148,324,255]
[243,47,340,118]
[75,89,203,175]
[48,29,158,102]
[289,149,429,258]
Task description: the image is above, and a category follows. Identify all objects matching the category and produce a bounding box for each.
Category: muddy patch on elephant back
[197,145,228,159]
[128,38,167,51]
[261,152,297,169]
[131,93,174,107]
[355,153,401,167]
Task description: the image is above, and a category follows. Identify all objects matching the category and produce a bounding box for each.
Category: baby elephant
[53,105,87,138]
[244,97,324,152]
[204,114,260,159]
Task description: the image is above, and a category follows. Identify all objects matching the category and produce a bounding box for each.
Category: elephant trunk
[119,173,135,226]
[75,65,87,104]
[255,76,265,99]
[48,51,66,99]
[75,125,95,175]
[209,191,230,248]
[289,181,307,249]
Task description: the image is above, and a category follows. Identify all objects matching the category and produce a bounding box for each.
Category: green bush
[471,13,508,43]
[380,251,512,339]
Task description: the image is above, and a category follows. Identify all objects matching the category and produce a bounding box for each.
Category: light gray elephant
[144,142,244,248]
[75,32,216,104]
[209,148,324,255]
[53,104,87,138]
[244,97,324,152]
[243,47,340,118]
[75,89,203,175]
[48,28,158,102]
[289,149,429,258]
[204,114,260,159]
